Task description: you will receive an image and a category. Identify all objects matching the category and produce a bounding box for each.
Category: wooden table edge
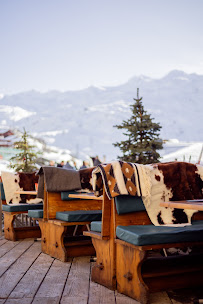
[68,193,103,200]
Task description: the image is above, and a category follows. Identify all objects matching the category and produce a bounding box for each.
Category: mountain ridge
[0,70,202,160]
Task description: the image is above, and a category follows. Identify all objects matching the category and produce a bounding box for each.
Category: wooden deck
[0,236,202,304]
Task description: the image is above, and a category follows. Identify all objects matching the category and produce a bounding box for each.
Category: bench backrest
[99,192,152,239]
[114,195,203,225]
[45,190,102,220]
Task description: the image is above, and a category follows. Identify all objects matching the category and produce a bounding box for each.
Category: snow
[0,70,202,162]
[0,159,14,175]
[0,106,36,122]
[32,129,69,137]
[161,142,203,164]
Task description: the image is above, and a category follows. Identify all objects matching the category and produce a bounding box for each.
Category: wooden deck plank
[0,239,8,247]
[8,252,54,300]
[149,292,172,304]
[0,239,34,277]
[88,280,116,304]
[4,299,33,304]
[32,259,72,304]
[0,238,202,304]
[168,288,203,304]
[31,298,60,304]
[0,240,20,258]
[60,256,90,304]
[0,241,41,298]
[115,291,172,304]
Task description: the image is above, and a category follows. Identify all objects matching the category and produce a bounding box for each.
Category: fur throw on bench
[37,166,98,199]
[1,171,42,205]
[37,166,81,198]
[92,161,203,226]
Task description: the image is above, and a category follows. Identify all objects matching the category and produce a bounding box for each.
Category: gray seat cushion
[0,182,6,201]
[115,195,145,215]
[2,203,43,212]
[90,221,102,232]
[56,210,102,222]
[28,209,43,218]
[116,221,203,246]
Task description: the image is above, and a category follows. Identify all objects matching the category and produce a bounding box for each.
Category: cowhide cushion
[1,171,42,205]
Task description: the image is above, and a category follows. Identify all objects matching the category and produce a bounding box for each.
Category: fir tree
[113,89,163,164]
[9,129,40,172]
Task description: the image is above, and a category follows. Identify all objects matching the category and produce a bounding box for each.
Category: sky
[0,0,203,94]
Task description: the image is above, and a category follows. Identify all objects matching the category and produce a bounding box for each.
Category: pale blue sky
[0,0,203,94]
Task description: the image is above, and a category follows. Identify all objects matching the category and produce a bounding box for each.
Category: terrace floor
[0,236,202,304]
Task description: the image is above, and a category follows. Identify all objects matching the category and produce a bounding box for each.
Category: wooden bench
[84,191,203,302]
[0,182,42,241]
[28,189,102,261]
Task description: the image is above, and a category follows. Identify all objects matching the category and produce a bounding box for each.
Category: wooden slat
[115,238,203,251]
[14,191,37,195]
[47,192,102,219]
[49,219,95,226]
[101,190,112,237]
[160,201,203,211]
[8,253,54,300]
[69,193,103,200]
[115,210,151,226]
[32,259,71,304]
[0,239,34,276]
[60,256,90,304]
[0,242,41,298]
[83,231,109,240]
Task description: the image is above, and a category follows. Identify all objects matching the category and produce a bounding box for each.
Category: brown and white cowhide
[92,161,203,226]
[79,167,103,195]
[1,171,42,204]
[147,162,203,225]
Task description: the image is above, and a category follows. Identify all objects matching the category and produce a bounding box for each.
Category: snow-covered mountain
[0,70,202,161]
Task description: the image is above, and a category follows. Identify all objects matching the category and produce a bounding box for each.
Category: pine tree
[113,89,163,164]
[9,129,40,172]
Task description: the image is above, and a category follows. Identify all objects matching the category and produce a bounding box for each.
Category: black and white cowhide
[1,171,42,204]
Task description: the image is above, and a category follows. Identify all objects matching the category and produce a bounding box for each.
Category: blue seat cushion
[2,203,43,212]
[55,210,102,222]
[61,191,88,201]
[28,209,43,218]
[115,195,145,215]
[0,182,6,201]
[116,221,203,246]
[91,221,102,232]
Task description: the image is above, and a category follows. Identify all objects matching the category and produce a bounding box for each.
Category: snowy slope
[0,70,202,161]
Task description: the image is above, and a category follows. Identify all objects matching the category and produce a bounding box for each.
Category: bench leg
[45,223,67,262]
[3,213,16,241]
[116,242,149,304]
[91,238,116,290]
[39,220,49,254]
